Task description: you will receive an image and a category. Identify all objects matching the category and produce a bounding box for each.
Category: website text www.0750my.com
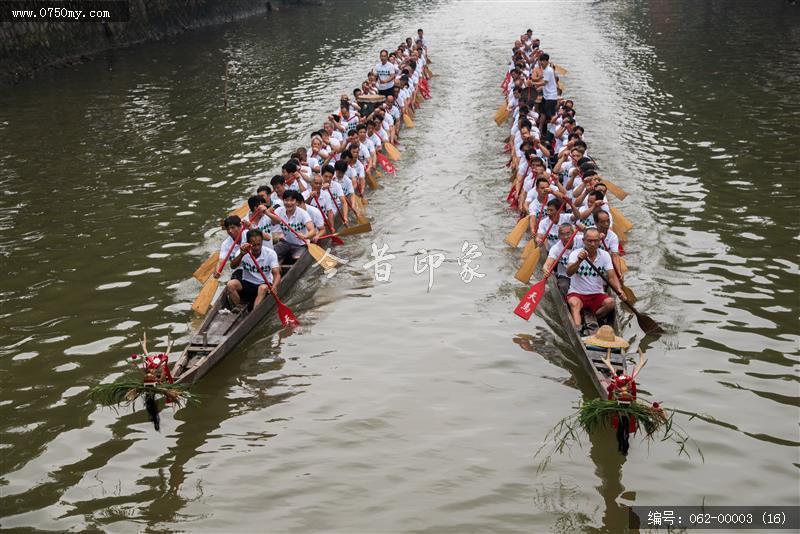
[0,2,130,22]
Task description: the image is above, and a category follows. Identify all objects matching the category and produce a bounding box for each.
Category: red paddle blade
[277,301,300,327]
[514,279,547,321]
[332,236,345,246]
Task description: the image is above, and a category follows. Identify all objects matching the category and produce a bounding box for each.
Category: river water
[1,0,798,531]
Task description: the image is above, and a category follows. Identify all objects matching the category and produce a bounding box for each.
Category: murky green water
[1,0,798,531]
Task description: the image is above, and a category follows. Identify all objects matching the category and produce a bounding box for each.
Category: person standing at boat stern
[229,230,281,309]
[265,190,316,264]
[565,227,626,333]
[375,50,398,98]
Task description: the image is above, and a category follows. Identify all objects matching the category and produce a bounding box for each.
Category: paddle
[514,201,563,284]
[601,235,635,304]
[584,257,663,334]
[272,212,341,271]
[365,169,381,190]
[504,216,529,248]
[191,224,246,315]
[553,64,568,76]
[514,228,579,320]
[341,193,369,225]
[384,142,401,161]
[494,104,510,126]
[310,194,344,246]
[602,179,628,201]
[403,113,414,128]
[247,251,299,327]
[610,206,633,232]
[316,222,373,240]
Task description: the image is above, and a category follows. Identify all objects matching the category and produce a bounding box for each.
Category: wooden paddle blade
[504,217,529,248]
[338,222,372,236]
[603,180,629,201]
[514,278,547,320]
[193,251,219,282]
[618,256,629,276]
[610,206,633,232]
[521,239,537,260]
[384,143,401,161]
[494,105,509,126]
[366,172,381,190]
[229,203,249,219]
[308,243,342,271]
[613,223,628,244]
[554,64,568,76]
[191,278,219,315]
[557,80,565,93]
[403,113,415,128]
[514,246,541,284]
[622,284,637,305]
[634,309,663,335]
[424,65,433,77]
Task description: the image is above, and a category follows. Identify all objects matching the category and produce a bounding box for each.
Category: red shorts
[567,292,609,314]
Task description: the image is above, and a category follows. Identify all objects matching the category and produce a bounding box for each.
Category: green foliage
[90,380,199,409]
[535,399,703,471]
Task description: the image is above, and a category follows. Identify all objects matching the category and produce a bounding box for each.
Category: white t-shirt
[274,206,312,246]
[240,246,279,286]
[220,232,245,272]
[567,248,614,295]
[347,161,365,181]
[542,65,558,100]
[526,192,555,219]
[548,234,584,277]
[599,228,620,254]
[303,203,325,230]
[375,61,397,90]
[334,174,354,197]
[537,213,575,250]
[305,189,335,216]
[247,212,274,249]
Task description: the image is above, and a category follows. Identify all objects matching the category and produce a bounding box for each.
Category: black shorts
[231,269,243,282]
[239,279,262,304]
[378,86,395,97]
[542,99,558,118]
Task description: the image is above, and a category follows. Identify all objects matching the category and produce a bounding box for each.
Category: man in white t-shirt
[298,194,325,236]
[544,223,583,296]
[304,175,335,230]
[536,53,558,133]
[375,49,398,97]
[265,190,316,264]
[565,228,627,331]
[228,230,281,310]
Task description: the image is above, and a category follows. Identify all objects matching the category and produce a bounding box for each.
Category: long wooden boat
[171,236,331,384]
[545,276,629,397]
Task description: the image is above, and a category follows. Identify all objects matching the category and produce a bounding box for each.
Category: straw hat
[584,325,629,349]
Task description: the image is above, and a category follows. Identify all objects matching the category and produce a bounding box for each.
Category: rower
[565,227,627,333]
[264,190,316,265]
[332,160,355,219]
[356,123,377,170]
[297,192,326,241]
[282,161,308,193]
[342,149,366,197]
[536,198,579,251]
[228,230,281,310]
[304,174,335,230]
[246,195,274,249]
[526,176,556,232]
[213,215,248,281]
[535,53,558,136]
[543,223,583,296]
[594,210,623,280]
[322,164,349,226]
[375,49,398,98]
